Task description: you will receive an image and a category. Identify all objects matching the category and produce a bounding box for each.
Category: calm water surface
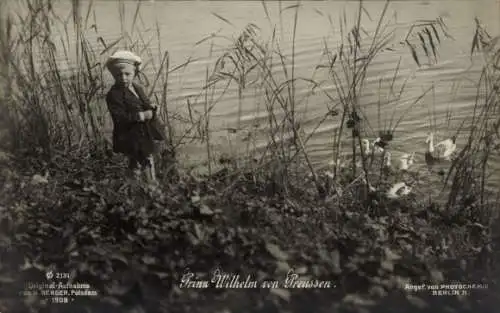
[15,0,500,190]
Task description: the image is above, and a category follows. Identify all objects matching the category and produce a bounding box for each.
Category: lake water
[8,0,500,191]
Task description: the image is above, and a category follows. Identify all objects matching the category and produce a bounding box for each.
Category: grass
[0,0,499,312]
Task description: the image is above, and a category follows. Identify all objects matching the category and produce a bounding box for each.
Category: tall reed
[312,0,450,202]
[441,18,500,218]
[0,0,194,166]
[1,0,497,213]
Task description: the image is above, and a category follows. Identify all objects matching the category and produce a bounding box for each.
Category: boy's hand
[144,110,154,120]
[139,110,153,121]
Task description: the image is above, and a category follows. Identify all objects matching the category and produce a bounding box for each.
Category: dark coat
[106,82,165,159]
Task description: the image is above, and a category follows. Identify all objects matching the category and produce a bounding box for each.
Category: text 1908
[51,297,69,304]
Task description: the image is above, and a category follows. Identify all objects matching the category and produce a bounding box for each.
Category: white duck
[372,137,385,154]
[382,151,415,171]
[383,151,392,169]
[361,139,371,155]
[379,152,393,178]
[386,181,412,199]
[361,138,385,156]
[398,152,415,171]
[425,132,457,163]
[361,175,413,199]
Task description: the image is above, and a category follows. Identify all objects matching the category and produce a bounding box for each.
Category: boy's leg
[143,155,158,185]
[128,157,142,179]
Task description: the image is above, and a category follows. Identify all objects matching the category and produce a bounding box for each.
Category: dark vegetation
[0,0,499,312]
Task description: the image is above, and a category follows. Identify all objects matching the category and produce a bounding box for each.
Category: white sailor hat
[106,50,142,71]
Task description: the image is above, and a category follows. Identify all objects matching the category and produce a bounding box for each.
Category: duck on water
[361,138,385,156]
[425,132,457,165]
[361,176,414,200]
[383,151,416,172]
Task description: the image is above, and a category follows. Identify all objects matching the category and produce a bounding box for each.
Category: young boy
[105,50,165,186]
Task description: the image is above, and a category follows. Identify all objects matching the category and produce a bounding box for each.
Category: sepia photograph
[0,0,499,312]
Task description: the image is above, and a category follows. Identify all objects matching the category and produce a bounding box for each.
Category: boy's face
[110,63,135,87]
